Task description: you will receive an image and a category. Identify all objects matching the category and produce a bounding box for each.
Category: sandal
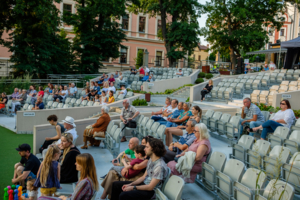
[121,136,127,142]
[81,146,88,149]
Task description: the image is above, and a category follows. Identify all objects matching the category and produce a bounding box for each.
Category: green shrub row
[198,72,213,79]
[132,98,148,106]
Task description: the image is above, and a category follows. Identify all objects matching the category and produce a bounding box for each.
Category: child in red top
[121,145,145,179]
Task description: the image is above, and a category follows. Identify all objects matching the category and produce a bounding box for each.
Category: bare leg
[100,189,108,199]
[165,127,183,146]
[13,163,23,179]
[252,125,263,132]
[16,165,25,187]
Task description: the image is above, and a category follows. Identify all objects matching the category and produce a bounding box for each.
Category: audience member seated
[153,99,178,124]
[176,68,183,77]
[109,74,116,84]
[118,72,123,81]
[151,97,171,120]
[0,92,8,111]
[119,85,127,97]
[82,89,96,101]
[263,62,269,71]
[158,102,184,126]
[39,115,66,153]
[108,82,116,93]
[114,71,119,78]
[110,138,168,200]
[32,96,45,110]
[84,81,90,90]
[98,73,106,84]
[94,82,101,94]
[163,119,197,163]
[69,83,77,97]
[269,61,276,70]
[46,83,54,95]
[60,133,81,183]
[251,99,296,140]
[52,85,59,98]
[28,85,37,98]
[31,86,44,105]
[118,99,140,142]
[200,79,213,101]
[13,144,41,187]
[90,81,96,91]
[54,85,68,102]
[102,82,109,94]
[139,66,145,76]
[107,90,115,104]
[81,88,90,100]
[165,102,192,128]
[82,106,110,149]
[141,72,149,82]
[100,91,107,105]
[144,65,150,74]
[100,145,146,200]
[168,123,211,183]
[94,94,100,103]
[40,153,98,200]
[239,98,265,136]
[11,89,27,114]
[11,88,19,99]
[165,106,201,146]
[130,66,137,75]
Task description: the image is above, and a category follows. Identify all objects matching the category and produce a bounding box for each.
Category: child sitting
[34,145,61,196]
[94,94,100,102]
[21,179,38,200]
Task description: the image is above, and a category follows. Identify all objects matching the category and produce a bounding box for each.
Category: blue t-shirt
[176,132,196,154]
[48,89,53,94]
[264,67,269,71]
[94,86,100,92]
[37,102,44,109]
[142,76,149,81]
[171,109,184,119]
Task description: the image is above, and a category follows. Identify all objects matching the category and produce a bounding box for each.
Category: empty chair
[262,179,294,200]
[235,83,245,97]
[125,91,133,97]
[116,94,125,100]
[131,81,138,90]
[270,72,278,83]
[240,79,247,84]
[258,72,265,76]
[222,78,229,82]
[216,114,231,135]
[238,75,244,79]
[249,75,256,79]
[155,125,167,143]
[225,116,241,139]
[293,69,300,80]
[250,90,261,103]
[229,83,237,93]
[278,85,288,93]
[145,122,160,137]
[223,82,231,88]
[202,110,215,126]
[51,102,59,109]
[46,95,53,104]
[57,103,64,109]
[261,76,270,88]
[25,96,32,104]
[86,101,94,107]
[283,130,300,154]
[256,76,263,80]
[46,101,53,109]
[280,80,289,87]
[64,97,71,105]
[217,87,226,99]
[245,79,254,90]
[22,103,29,111]
[216,159,245,199]
[80,100,88,107]
[68,98,76,107]
[208,112,222,131]
[74,99,82,107]
[268,126,290,148]
[93,102,100,106]
[245,140,270,169]
[234,79,241,83]
[211,87,219,99]
[63,104,69,109]
[276,72,286,82]
[286,69,294,80]
[263,145,290,179]
[282,152,300,194]
[136,117,149,136]
[291,118,300,131]
[289,81,298,87]
[269,85,279,92]
[230,135,255,162]
[274,69,281,73]
[228,78,235,83]
[141,119,154,138]
[233,168,267,200]
[155,175,184,200]
[107,128,122,158]
[280,69,287,73]
[224,88,233,101]
[288,86,297,91]
[252,79,261,90]
[201,151,227,190]
[27,105,34,110]
[259,91,269,104]
[218,82,225,87]
[267,91,277,106]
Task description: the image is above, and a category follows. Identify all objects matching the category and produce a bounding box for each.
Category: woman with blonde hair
[60,133,80,183]
[34,145,61,196]
[167,123,211,183]
[102,81,109,94]
[200,79,213,101]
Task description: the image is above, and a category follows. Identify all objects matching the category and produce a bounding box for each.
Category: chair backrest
[127,91,133,97]
[251,90,261,95]
[156,125,167,139]
[289,81,298,86]
[262,179,294,200]
[219,113,231,123]
[109,125,118,136]
[70,98,76,104]
[230,83,237,87]
[251,140,271,156]
[117,94,125,100]
[273,126,290,140]
[261,111,270,122]
[240,168,267,192]
[229,116,241,127]
[262,75,270,80]
[222,159,245,182]
[288,130,300,144]
[93,102,100,106]
[234,79,241,83]
[161,167,171,192]
[281,81,289,86]
[204,110,214,118]
[51,102,58,108]
[145,119,154,130]
[106,121,115,134]
[270,85,279,91]
[289,152,300,166]
[75,99,82,105]
[260,91,269,96]
[47,101,53,107]
[208,151,227,171]
[237,83,244,88]
[212,86,219,92]
[57,103,64,108]
[246,79,254,84]
[81,90,86,96]
[28,105,33,110]
[162,175,185,200]
[65,97,71,104]
[140,117,149,127]
[113,128,122,142]
[87,101,94,106]
[22,103,29,110]
[81,100,88,106]
[150,122,160,132]
[269,145,291,163]
[63,104,69,108]
[238,135,255,149]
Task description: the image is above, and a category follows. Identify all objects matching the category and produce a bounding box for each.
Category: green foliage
[63,0,128,74]
[135,50,144,69]
[0,74,32,94]
[128,0,201,66]
[253,103,300,117]
[198,72,206,78]
[0,0,73,78]
[208,53,216,61]
[186,97,190,102]
[195,78,204,84]
[132,98,148,106]
[201,0,285,69]
[205,73,213,79]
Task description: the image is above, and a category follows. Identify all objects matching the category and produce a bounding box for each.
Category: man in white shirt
[176,69,183,77]
[55,85,69,102]
[151,97,172,121]
[153,99,178,123]
[145,65,150,73]
[108,82,116,93]
[69,83,77,97]
[119,85,127,97]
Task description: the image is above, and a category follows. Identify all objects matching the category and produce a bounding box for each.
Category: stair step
[228,102,243,107]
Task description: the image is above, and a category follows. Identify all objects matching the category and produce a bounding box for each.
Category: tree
[128,0,201,67]
[135,50,144,68]
[209,53,216,61]
[63,0,131,74]
[201,0,284,73]
[0,0,73,78]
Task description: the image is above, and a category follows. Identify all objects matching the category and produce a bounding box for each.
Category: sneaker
[99,174,107,180]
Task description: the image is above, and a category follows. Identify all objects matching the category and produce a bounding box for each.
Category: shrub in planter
[195,78,204,84]
[198,72,206,78]
[205,73,213,79]
[132,98,148,106]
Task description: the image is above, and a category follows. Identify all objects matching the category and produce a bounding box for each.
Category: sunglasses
[280,103,286,105]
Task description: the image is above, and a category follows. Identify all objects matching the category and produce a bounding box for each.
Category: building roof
[198,43,208,50]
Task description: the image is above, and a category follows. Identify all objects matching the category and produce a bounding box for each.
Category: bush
[198,72,206,78]
[186,97,190,102]
[205,73,213,79]
[195,78,204,84]
[132,98,148,106]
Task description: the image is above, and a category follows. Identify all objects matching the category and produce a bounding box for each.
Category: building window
[268,31,273,36]
[139,16,146,33]
[120,48,127,63]
[198,55,201,61]
[268,42,272,49]
[156,51,162,66]
[63,4,72,14]
[122,14,129,30]
[280,29,285,36]
[157,20,162,33]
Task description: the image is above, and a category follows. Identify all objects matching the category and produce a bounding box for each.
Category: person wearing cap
[176,69,183,77]
[13,144,41,187]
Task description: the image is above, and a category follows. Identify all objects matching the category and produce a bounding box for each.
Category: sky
[197,0,209,46]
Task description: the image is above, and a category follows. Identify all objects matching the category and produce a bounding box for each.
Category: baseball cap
[16,144,31,152]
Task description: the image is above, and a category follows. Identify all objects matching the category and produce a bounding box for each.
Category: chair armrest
[216,170,233,186]
[155,188,168,200]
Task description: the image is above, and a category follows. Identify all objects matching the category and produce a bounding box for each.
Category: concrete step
[228,102,243,107]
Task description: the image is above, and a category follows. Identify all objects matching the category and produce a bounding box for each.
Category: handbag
[121,120,137,131]
[93,131,105,138]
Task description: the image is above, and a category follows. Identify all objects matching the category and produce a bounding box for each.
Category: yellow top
[109,96,115,103]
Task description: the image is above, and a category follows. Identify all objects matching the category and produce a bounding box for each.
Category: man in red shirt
[108,74,115,84]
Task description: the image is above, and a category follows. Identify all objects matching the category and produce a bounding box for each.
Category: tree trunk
[229,45,237,74]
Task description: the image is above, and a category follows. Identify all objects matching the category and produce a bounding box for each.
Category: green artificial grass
[0,126,33,198]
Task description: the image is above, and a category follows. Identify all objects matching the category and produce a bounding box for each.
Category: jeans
[166,121,178,128]
[111,181,154,200]
[261,120,283,139]
[151,116,164,122]
[239,119,264,136]
[31,97,37,105]
[11,102,21,112]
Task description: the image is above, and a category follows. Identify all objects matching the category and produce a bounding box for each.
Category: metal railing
[1,79,81,86]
